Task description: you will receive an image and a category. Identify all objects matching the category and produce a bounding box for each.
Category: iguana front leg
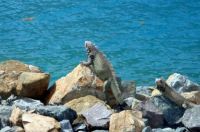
[81,54,94,66]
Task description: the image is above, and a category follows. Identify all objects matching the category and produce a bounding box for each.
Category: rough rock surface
[60,120,73,132]
[65,95,107,114]
[9,107,24,126]
[109,110,145,132]
[149,96,185,126]
[166,73,200,93]
[16,72,50,99]
[22,113,61,132]
[136,100,164,128]
[0,60,49,99]
[0,106,13,129]
[82,102,113,128]
[182,106,200,131]
[46,64,106,104]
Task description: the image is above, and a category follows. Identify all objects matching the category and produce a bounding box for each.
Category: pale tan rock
[109,110,144,132]
[181,91,200,104]
[22,113,60,132]
[16,72,50,99]
[0,60,49,99]
[46,64,106,104]
[65,95,109,114]
[9,107,24,126]
[151,88,161,97]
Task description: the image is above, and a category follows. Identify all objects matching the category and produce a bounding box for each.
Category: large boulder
[45,64,106,105]
[82,102,113,128]
[0,60,50,99]
[22,113,61,132]
[166,73,200,93]
[16,72,50,99]
[109,110,145,132]
[182,105,200,131]
[65,95,107,114]
[136,100,164,128]
[148,96,184,126]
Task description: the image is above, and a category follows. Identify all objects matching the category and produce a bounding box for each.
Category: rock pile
[0,60,200,132]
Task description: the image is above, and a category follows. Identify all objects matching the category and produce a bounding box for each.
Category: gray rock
[12,98,44,109]
[136,86,153,96]
[182,105,200,131]
[136,100,164,128]
[150,96,184,126]
[0,106,12,129]
[0,126,24,132]
[0,126,13,132]
[142,126,152,132]
[166,73,200,93]
[74,124,87,132]
[92,130,109,132]
[60,120,73,132]
[35,105,77,122]
[12,98,77,122]
[82,102,112,128]
[123,97,134,107]
[175,127,189,132]
[152,128,175,132]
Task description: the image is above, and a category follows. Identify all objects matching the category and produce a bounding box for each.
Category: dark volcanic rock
[137,100,164,128]
[0,106,12,129]
[150,96,185,126]
[182,105,200,131]
[35,105,77,122]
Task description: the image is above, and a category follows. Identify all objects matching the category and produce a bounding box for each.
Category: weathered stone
[175,127,189,132]
[22,113,61,132]
[121,80,136,99]
[12,98,44,109]
[136,100,164,128]
[60,120,73,132]
[46,64,106,105]
[65,95,107,115]
[109,110,145,132]
[0,106,12,129]
[16,72,50,99]
[12,98,76,123]
[136,86,154,97]
[142,126,152,132]
[181,91,200,104]
[73,123,87,132]
[182,105,200,131]
[166,73,200,93]
[151,89,161,97]
[152,128,175,132]
[92,130,109,132]
[9,107,24,126]
[82,102,113,128]
[150,96,184,126]
[0,60,49,99]
[35,105,77,122]
[0,126,24,132]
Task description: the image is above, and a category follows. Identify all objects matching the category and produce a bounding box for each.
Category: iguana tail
[110,77,124,104]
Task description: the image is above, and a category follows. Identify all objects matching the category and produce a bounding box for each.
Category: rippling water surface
[0,0,200,85]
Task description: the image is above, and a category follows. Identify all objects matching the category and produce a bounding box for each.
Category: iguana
[81,41,124,105]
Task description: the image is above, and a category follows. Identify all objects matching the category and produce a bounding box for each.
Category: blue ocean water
[0,0,200,86]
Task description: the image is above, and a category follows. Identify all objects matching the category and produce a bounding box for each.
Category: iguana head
[84,41,98,54]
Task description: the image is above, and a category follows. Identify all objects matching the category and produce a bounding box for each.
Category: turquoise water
[0,1,200,85]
